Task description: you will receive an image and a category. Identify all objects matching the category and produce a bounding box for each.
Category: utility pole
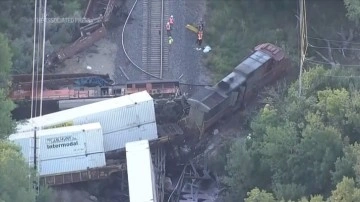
[298,0,304,97]
[32,127,40,198]
[34,128,37,170]
[298,0,307,97]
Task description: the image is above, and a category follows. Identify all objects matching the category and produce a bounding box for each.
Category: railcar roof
[235,50,271,77]
[216,72,246,93]
[16,91,152,132]
[188,87,227,112]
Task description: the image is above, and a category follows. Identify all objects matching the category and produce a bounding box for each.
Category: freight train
[186,43,290,134]
[9,42,289,186]
[10,76,181,102]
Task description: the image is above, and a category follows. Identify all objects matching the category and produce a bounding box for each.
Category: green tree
[244,188,276,202]
[223,139,255,200]
[0,141,53,201]
[328,177,360,202]
[0,33,12,87]
[0,140,36,202]
[344,0,360,24]
[0,33,16,137]
[224,66,360,201]
[0,89,16,138]
[331,143,360,186]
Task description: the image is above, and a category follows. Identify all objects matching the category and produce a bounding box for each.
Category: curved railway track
[122,0,168,80]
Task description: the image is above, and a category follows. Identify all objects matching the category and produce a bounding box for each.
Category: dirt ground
[55,38,117,80]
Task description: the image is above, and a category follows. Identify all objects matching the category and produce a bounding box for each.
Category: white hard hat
[170,15,173,18]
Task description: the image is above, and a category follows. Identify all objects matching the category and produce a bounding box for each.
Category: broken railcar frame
[45,0,116,70]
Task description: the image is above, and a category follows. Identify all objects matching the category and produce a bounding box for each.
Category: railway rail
[122,0,169,80]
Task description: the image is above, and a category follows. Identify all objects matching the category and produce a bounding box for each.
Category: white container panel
[104,122,158,152]
[126,140,157,202]
[39,153,106,176]
[16,91,154,134]
[85,126,104,154]
[9,123,104,161]
[58,98,110,110]
[134,100,156,125]
[75,103,142,134]
[40,132,86,160]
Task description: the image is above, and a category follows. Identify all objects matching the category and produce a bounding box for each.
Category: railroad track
[121,0,169,81]
[141,0,169,80]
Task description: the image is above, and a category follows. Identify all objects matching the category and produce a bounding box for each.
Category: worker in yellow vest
[169,36,173,45]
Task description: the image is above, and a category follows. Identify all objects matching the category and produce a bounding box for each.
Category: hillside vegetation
[203,0,360,201]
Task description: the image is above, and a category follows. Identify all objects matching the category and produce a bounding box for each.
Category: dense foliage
[344,0,360,24]
[0,140,53,202]
[204,0,298,79]
[0,0,84,73]
[220,66,360,201]
[0,24,51,201]
[0,33,16,137]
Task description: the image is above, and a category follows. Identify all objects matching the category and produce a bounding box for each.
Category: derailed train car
[187,43,290,133]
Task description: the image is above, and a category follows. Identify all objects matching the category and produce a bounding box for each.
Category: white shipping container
[104,122,158,152]
[16,91,155,135]
[39,152,106,176]
[58,98,111,110]
[126,140,157,202]
[9,123,104,161]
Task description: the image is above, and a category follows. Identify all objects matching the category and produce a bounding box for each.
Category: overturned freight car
[187,43,290,134]
[45,0,116,70]
[16,91,158,152]
[9,123,106,176]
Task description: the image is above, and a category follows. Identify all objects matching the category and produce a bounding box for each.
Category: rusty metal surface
[44,0,116,67]
[104,0,116,22]
[57,26,107,61]
[12,73,110,83]
[255,43,285,61]
[9,80,181,102]
[10,88,99,101]
[40,164,125,186]
[84,0,115,20]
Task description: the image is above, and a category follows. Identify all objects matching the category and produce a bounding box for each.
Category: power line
[34,0,43,118]
[39,0,47,117]
[30,0,38,119]
[322,75,360,78]
[308,43,360,51]
[305,58,360,67]
[298,0,307,97]
[307,36,360,45]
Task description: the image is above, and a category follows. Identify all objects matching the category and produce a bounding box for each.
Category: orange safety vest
[166,22,171,30]
[169,17,174,24]
[198,31,203,40]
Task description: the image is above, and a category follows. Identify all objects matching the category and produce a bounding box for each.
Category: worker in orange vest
[196,31,203,50]
[198,20,204,32]
[169,15,174,29]
[166,21,171,36]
